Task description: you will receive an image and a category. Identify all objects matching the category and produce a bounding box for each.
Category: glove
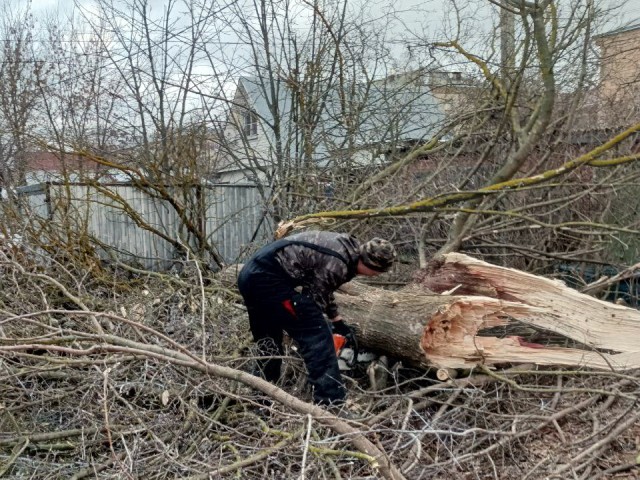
[331,320,359,366]
[331,319,353,337]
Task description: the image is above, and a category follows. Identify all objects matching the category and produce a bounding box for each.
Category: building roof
[236,71,445,163]
[23,151,100,173]
[594,21,640,39]
[20,151,126,186]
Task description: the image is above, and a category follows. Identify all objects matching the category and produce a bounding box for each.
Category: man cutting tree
[238,230,396,406]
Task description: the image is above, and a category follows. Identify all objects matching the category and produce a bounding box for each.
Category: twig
[0,437,29,476]
[478,365,636,401]
[0,427,113,446]
[299,414,313,480]
[183,427,304,479]
[553,409,640,476]
[70,452,128,480]
[179,237,208,361]
[391,399,414,454]
[365,364,535,427]
[492,368,640,382]
[521,455,551,480]
[425,394,602,469]
[400,433,422,475]
[581,261,640,296]
[100,366,117,462]
[0,339,407,480]
[3,260,104,334]
[550,374,563,410]
[590,462,640,479]
[196,257,206,362]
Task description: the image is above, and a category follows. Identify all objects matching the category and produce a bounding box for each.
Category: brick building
[595,23,640,124]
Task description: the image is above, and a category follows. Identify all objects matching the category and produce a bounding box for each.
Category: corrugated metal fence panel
[44,185,178,270]
[204,185,271,263]
[17,184,49,218]
[17,183,270,269]
[85,185,177,270]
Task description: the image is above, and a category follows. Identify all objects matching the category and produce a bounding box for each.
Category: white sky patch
[17,0,640,42]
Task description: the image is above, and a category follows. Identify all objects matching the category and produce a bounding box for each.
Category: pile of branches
[1,246,639,479]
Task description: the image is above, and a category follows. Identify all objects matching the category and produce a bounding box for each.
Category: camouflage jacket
[274,231,360,319]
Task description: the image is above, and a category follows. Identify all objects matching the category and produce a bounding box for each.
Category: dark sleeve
[325,292,339,320]
[273,232,358,318]
[309,256,349,318]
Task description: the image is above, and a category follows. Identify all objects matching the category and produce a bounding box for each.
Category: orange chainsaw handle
[333,334,347,354]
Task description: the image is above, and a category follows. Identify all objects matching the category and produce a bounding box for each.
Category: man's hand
[330,318,352,337]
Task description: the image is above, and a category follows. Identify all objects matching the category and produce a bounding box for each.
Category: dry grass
[1,246,639,480]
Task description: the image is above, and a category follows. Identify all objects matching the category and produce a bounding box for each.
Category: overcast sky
[24,0,640,34]
[14,0,640,81]
[7,0,639,134]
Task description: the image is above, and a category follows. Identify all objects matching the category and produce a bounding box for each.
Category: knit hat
[359,238,396,272]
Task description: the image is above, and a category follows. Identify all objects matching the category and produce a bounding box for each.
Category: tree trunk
[337,254,640,371]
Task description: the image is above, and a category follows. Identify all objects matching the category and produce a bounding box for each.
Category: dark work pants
[237,262,346,405]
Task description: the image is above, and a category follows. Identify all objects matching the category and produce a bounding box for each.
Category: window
[242,110,258,137]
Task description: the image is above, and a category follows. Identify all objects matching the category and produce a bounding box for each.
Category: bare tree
[210,0,445,224]
[2,0,638,279]
[29,0,240,267]
[275,0,640,280]
[0,1,43,198]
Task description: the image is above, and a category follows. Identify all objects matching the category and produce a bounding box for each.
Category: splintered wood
[336,253,640,371]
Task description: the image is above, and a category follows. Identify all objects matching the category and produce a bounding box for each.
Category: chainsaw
[333,334,376,371]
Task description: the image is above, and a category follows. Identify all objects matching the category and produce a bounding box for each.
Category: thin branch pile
[1,248,639,479]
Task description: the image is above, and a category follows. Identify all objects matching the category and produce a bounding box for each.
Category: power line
[0,37,246,45]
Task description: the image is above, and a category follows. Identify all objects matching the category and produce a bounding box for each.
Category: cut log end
[436,368,458,381]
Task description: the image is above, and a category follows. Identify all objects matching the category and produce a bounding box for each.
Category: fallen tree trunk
[222,254,640,371]
[338,254,640,371]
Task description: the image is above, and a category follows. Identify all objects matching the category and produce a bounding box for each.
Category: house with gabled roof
[214,70,448,184]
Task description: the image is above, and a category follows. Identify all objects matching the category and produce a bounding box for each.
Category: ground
[0,262,639,479]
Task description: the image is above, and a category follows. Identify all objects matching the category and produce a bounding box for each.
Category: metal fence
[16,182,272,270]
